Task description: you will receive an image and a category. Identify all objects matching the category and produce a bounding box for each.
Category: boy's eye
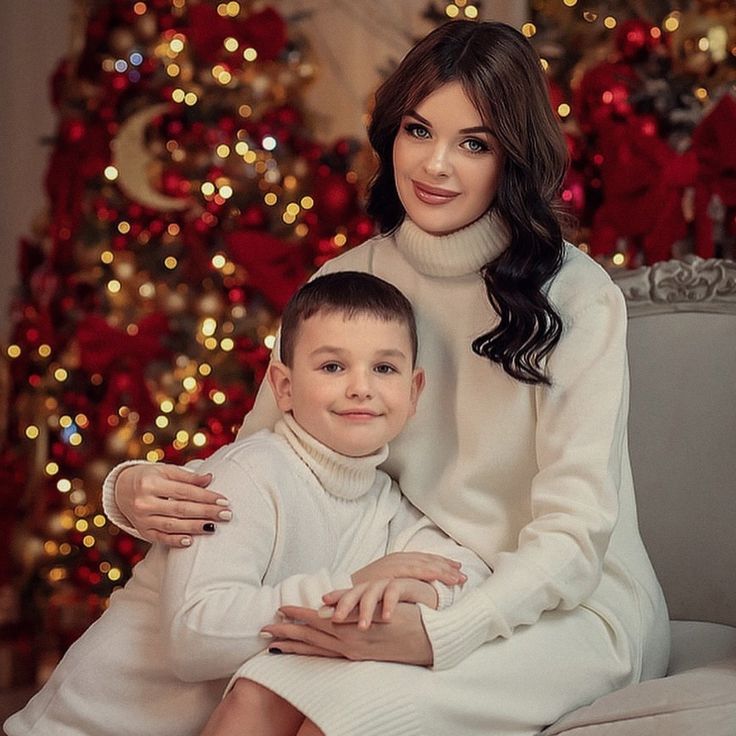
[374,363,397,375]
[404,122,430,139]
[320,362,343,373]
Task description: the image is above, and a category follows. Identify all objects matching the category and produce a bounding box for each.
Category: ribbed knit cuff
[101,460,152,540]
[419,588,512,670]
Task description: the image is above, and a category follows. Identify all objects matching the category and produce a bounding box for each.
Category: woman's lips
[412,180,459,205]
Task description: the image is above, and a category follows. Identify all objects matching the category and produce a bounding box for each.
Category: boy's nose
[346,371,373,399]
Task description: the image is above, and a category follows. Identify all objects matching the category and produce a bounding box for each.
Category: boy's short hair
[279,271,418,367]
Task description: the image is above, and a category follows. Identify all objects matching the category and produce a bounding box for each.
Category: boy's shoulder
[196,428,295,476]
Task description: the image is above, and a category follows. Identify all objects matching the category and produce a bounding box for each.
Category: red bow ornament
[589,115,697,263]
[691,93,736,258]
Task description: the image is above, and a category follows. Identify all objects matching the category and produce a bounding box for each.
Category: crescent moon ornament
[111,104,191,212]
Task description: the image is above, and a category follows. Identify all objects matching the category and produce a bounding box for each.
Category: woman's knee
[296,719,324,736]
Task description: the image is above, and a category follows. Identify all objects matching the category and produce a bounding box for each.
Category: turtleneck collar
[393,210,510,278]
[274,412,388,501]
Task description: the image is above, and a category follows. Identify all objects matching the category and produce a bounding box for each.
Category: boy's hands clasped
[320,577,438,630]
[264,550,466,643]
[350,551,466,588]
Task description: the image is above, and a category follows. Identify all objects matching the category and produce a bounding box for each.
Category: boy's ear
[409,368,426,415]
[267,362,294,412]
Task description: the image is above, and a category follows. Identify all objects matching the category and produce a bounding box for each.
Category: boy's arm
[386,492,492,609]
[160,451,352,683]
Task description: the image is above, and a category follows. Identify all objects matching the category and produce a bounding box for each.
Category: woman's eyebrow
[405,110,431,125]
[459,125,495,136]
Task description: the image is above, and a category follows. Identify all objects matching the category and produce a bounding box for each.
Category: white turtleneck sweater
[7,415,488,736]
[233,213,668,674]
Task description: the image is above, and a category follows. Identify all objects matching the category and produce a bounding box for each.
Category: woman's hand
[321,578,438,630]
[351,552,466,587]
[115,464,231,546]
[261,602,433,666]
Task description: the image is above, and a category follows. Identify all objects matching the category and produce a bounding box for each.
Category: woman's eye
[374,364,397,375]
[404,123,430,139]
[463,138,489,153]
[321,363,343,373]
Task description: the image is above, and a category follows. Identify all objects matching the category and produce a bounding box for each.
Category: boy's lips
[412,180,460,204]
[334,409,380,419]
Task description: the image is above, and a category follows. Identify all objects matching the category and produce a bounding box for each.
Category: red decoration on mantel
[691,94,736,258]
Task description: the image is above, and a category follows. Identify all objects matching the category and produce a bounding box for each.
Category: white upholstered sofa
[543,256,736,735]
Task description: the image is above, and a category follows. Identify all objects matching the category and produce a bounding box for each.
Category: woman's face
[392,81,504,236]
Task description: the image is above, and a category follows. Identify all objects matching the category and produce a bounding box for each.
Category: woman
[105,21,670,736]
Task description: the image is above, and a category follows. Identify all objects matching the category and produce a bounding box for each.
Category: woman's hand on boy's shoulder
[115,464,231,546]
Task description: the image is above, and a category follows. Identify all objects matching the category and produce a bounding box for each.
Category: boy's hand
[351,551,466,587]
[320,578,438,630]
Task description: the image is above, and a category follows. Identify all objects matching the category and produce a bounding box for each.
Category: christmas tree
[1,0,373,685]
[528,0,736,267]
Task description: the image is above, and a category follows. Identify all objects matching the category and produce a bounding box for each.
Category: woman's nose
[424,143,451,177]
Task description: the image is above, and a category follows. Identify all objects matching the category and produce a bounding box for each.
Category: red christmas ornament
[575,61,639,133]
[313,172,358,230]
[615,18,660,62]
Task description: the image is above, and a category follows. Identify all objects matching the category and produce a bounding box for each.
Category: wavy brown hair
[367,21,568,385]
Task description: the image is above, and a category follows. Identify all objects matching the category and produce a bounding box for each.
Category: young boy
[5,272,489,736]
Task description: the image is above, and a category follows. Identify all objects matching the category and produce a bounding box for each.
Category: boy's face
[268,310,424,457]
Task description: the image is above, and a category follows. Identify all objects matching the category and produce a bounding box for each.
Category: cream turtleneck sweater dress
[6,416,487,736]
[224,214,671,736]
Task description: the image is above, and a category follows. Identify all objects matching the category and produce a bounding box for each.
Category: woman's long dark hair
[367,21,568,385]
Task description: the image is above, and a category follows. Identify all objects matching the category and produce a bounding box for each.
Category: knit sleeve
[159,449,353,683]
[420,284,628,670]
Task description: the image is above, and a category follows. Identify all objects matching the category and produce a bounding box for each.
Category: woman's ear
[267,362,294,412]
